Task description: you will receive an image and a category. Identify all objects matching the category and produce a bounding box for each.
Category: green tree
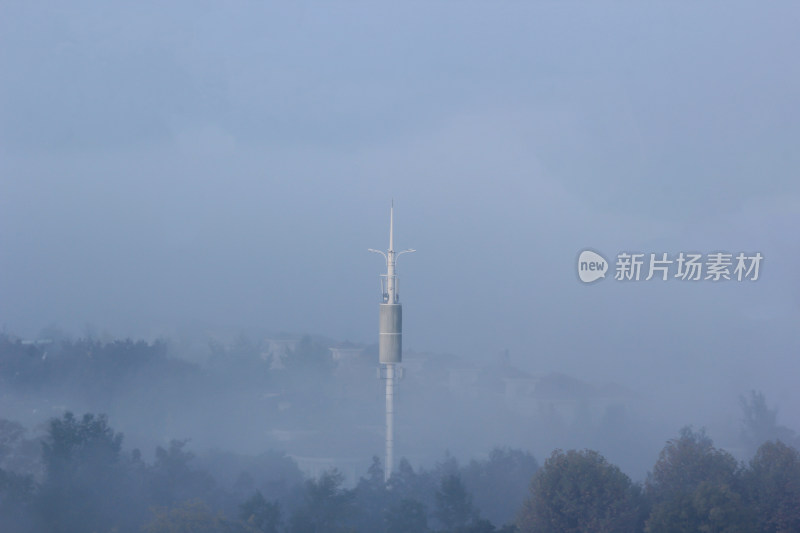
[645,427,753,533]
[389,457,436,506]
[41,412,122,475]
[150,439,216,507]
[37,412,129,533]
[352,456,389,533]
[461,448,538,527]
[453,517,507,533]
[0,467,36,532]
[435,472,476,531]
[744,440,800,532]
[385,498,429,533]
[144,500,233,533]
[517,449,642,533]
[288,468,354,533]
[239,490,282,533]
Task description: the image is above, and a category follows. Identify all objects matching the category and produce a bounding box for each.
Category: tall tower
[369,202,414,482]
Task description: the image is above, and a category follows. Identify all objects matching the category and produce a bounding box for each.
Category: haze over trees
[0,410,534,532]
[2,1,797,531]
[2,410,799,532]
[0,334,799,532]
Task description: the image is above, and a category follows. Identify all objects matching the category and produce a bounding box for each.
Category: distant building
[329,346,364,363]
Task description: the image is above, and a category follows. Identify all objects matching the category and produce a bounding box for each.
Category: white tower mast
[369,202,414,482]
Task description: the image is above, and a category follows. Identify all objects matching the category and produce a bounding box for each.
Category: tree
[645,427,753,533]
[0,418,40,478]
[740,391,796,457]
[37,412,129,533]
[0,419,26,463]
[744,440,800,532]
[461,448,538,527]
[0,467,36,533]
[385,498,429,533]
[41,412,122,473]
[288,468,354,533]
[150,439,216,507]
[239,490,282,533]
[453,517,506,533]
[144,500,233,533]
[517,449,642,533]
[389,457,434,504]
[435,472,477,531]
[352,456,389,533]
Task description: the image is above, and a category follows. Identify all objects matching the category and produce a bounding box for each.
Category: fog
[1,2,799,531]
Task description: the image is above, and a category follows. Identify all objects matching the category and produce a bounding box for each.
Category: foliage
[389,457,437,506]
[435,472,477,530]
[288,468,355,533]
[740,391,797,457]
[461,447,538,527]
[4,333,800,533]
[0,335,186,405]
[150,439,217,507]
[645,427,753,533]
[744,440,800,532]
[144,500,234,533]
[42,412,122,474]
[0,467,36,533]
[385,497,429,533]
[0,419,26,460]
[0,418,41,478]
[239,490,282,533]
[3,412,800,533]
[351,456,388,533]
[38,412,129,533]
[517,448,642,533]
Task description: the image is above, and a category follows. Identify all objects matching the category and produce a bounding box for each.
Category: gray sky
[2,2,799,426]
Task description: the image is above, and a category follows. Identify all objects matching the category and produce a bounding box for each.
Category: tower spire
[389,200,394,252]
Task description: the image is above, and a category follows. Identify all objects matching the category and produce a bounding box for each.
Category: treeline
[2,411,800,532]
[520,428,800,532]
[0,334,354,455]
[0,333,334,390]
[0,335,196,401]
[0,334,345,407]
[3,335,800,531]
[0,411,536,533]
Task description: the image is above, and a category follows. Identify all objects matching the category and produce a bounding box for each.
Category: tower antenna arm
[368,248,388,266]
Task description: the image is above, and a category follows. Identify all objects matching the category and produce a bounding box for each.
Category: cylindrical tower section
[379,303,402,364]
[385,363,395,482]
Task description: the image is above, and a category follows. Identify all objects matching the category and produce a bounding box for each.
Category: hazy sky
[2,2,798,426]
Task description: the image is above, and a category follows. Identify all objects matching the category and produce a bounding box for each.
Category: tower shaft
[370,203,414,484]
[385,363,395,482]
